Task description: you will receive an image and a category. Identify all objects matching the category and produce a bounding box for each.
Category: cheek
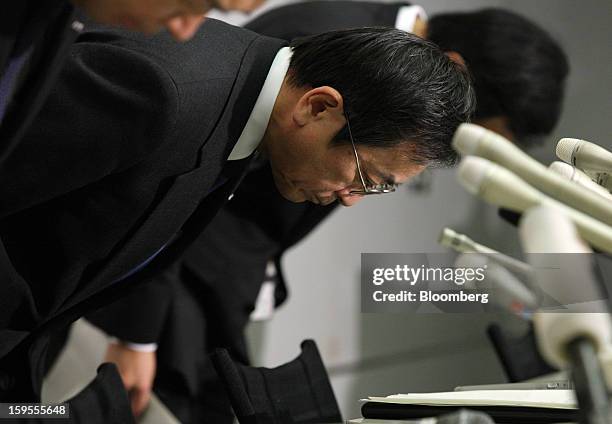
[325,152,357,187]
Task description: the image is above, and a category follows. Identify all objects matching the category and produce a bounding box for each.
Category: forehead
[358,145,426,183]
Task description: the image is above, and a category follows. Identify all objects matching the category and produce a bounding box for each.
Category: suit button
[228,193,235,201]
[0,371,15,392]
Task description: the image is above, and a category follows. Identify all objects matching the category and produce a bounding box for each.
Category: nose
[165,15,206,41]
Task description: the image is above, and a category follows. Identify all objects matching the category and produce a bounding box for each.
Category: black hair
[429,8,569,146]
[289,27,475,167]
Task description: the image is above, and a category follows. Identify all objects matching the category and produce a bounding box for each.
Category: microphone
[439,227,532,278]
[556,137,612,195]
[453,124,612,227]
[457,156,612,253]
[519,206,611,423]
[439,227,495,254]
[594,173,612,193]
[549,161,612,200]
[556,138,612,175]
[455,253,537,318]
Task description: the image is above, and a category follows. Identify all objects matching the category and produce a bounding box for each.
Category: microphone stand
[568,336,612,424]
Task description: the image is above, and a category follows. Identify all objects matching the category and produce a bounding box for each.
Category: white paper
[363,389,577,409]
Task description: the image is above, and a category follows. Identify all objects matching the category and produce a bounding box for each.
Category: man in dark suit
[0,17,474,411]
[90,4,569,422]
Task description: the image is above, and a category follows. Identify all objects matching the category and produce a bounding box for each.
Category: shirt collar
[228,46,292,160]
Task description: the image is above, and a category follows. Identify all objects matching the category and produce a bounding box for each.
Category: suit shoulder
[78,20,263,83]
[80,19,259,63]
[245,1,409,38]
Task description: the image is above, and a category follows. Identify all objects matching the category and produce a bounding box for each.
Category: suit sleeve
[0,36,179,218]
[86,265,179,344]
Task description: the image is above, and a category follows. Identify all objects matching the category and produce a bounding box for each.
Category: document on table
[363,390,577,409]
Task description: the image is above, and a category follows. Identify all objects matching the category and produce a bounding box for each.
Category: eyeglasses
[344,112,397,196]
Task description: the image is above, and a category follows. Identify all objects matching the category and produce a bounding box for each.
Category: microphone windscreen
[452,123,491,156]
[549,161,612,199]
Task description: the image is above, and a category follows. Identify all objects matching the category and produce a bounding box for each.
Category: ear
[293,86,345,127]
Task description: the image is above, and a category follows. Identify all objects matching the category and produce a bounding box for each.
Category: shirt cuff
[395,5,428,33]
[108,337,158,353]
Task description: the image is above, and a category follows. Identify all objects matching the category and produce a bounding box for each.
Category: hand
[104,342,156,417]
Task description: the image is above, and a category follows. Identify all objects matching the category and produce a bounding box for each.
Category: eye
[365,178,398,192]
[363,176,379,190]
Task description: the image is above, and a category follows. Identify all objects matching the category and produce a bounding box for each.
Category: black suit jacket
[0,20,285,401]
[0,4,81,393]
[245,1,410,39]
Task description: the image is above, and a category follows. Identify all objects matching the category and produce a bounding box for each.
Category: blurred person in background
[1,0,266,165]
